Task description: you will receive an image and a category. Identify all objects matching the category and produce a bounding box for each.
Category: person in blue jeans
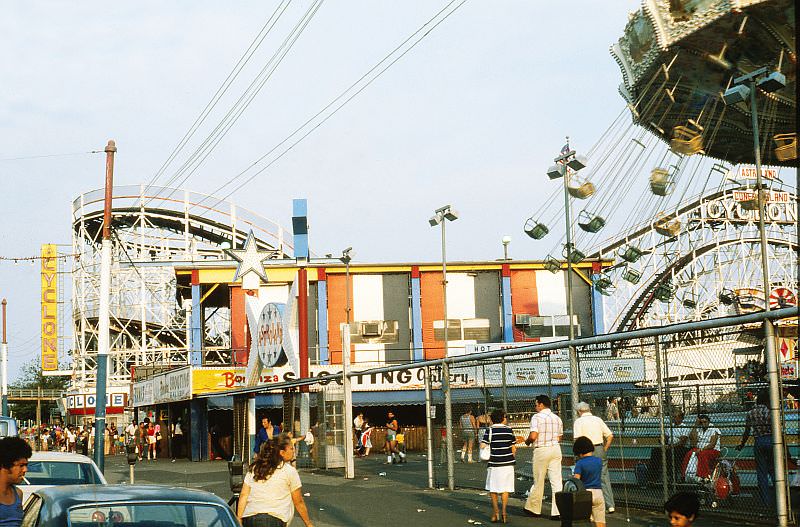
[737,390,774,507]
[572,436,606,527]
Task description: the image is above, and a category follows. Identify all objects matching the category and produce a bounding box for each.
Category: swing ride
[523,0,796,333]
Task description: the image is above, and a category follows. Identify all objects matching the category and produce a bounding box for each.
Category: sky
[0,1,642,382]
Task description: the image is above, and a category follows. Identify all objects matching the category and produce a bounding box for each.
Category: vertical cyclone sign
[41,244,58,371]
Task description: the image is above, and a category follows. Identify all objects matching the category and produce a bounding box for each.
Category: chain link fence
[222,309,796,522]
[424,318,798,522]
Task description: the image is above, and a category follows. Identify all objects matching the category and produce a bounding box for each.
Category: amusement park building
[131,257,611,461]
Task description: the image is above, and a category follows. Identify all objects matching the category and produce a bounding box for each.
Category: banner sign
[184,357,645,396]
[701,193,797,224]
[244,281,299,388]
[66,392,126,415]
[40,244,58,371]
[466,342,612,360]
[132,368,192,407]
[781,361,799,381]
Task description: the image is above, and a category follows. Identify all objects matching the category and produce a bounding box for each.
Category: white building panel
[446,273,476,319]
[353,274,385,363]
[534,270,567,315]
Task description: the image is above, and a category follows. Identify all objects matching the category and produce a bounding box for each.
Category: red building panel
[420,271,445,359]
[510,270,540,342]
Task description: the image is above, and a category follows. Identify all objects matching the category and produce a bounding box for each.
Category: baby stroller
[694,448,742,508]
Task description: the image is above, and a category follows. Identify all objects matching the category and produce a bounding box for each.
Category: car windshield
[24,461,102,486]
[67,502,234,527]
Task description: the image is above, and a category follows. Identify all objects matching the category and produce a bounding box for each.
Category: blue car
[23,485,241,527]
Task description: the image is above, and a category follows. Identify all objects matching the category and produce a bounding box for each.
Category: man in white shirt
[523,395,563,520]
[573,402,615,513]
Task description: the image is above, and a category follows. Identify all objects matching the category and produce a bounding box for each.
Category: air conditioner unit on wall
[360,321,382,337]
[515,314,531,325]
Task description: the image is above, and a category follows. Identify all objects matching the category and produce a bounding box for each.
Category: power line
[193,0,468,213]
[0,151,101,162]
[148,0,325,208]
[143,0,293,197]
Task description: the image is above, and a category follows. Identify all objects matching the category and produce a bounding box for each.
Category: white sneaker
[607,507,615,514]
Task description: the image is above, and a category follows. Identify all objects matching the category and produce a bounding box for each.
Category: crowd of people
[18,422,126,456]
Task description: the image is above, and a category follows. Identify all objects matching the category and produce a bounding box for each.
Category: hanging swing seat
[654,282,675,303]
[670,124,704,155]
[562,246,586,264]
[622,267,642,284]
[654,214,681,237]
[567,180,596,199]
[774,133,797,161]
[544,255,562,274]
[524,218,549,239]
[577,211,606,233]
[649,168,674,196]
[619,245,643,263]
[594,276,615,296]
[682,297,697,309]
[719,289,736,305]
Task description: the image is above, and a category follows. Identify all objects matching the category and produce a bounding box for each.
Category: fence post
[424,365,434,489]
[442,361,455,491]
[653,337,668,503]
[501,358,508,414]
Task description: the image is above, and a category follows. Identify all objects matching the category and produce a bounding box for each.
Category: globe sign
[254,303,286,368]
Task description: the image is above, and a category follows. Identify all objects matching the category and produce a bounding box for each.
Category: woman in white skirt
[480,409,518,523]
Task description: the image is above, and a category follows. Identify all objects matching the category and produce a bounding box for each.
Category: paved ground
[102,453,775,527]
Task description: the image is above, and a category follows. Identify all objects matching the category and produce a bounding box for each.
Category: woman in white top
[237,434,314,527]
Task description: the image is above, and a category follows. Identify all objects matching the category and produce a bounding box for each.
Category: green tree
[9,357,69,423]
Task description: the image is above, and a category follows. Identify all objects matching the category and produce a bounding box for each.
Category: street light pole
[747,77,788,527]
[95,139,117,473]
[1,299,7,417]
[723,67,789,526]
[429,205,459,491]
[341,248,354,479]
[552,140,582,419]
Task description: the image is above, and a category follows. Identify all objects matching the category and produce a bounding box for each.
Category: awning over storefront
[206,393,284,410]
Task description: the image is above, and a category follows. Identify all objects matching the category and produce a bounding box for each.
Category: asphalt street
[102,453,762,527]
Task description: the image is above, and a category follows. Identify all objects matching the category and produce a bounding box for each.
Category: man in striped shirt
[523,395,563,519]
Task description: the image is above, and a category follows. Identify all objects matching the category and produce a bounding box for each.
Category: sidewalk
[101,453,764,527]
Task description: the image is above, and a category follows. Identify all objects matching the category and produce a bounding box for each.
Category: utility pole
[2,299,8,416]
[94,140,116,472]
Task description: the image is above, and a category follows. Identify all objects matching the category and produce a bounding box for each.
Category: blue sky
[0,1,641,381]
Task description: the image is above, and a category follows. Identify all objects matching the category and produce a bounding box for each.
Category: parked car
[22,485,242,527]
[0,415,18,437]
[20,451,107,503]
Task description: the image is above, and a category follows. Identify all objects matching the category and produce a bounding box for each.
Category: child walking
[572,436,606,527]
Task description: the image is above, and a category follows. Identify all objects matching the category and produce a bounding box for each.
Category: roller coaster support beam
[94,139,116,473]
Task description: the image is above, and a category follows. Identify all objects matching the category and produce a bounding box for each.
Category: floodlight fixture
[567,155,588,171]
[502,235,511,246]
[722,84,750,105]
[340,247,353,265]
[443,209,459,222]
[757,71,786,93]
[547,164,564,180]
[428,215,441,227]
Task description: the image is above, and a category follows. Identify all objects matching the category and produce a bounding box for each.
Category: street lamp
[546,139,590,421]
[339,247,354,479]
[429,204,458,491]
[501,236,511,260]
[722,65,789,525]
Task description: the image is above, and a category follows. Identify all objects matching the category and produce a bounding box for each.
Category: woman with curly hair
[237,433,314,527]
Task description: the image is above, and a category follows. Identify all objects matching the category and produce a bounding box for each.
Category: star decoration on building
[227,231,274,283]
